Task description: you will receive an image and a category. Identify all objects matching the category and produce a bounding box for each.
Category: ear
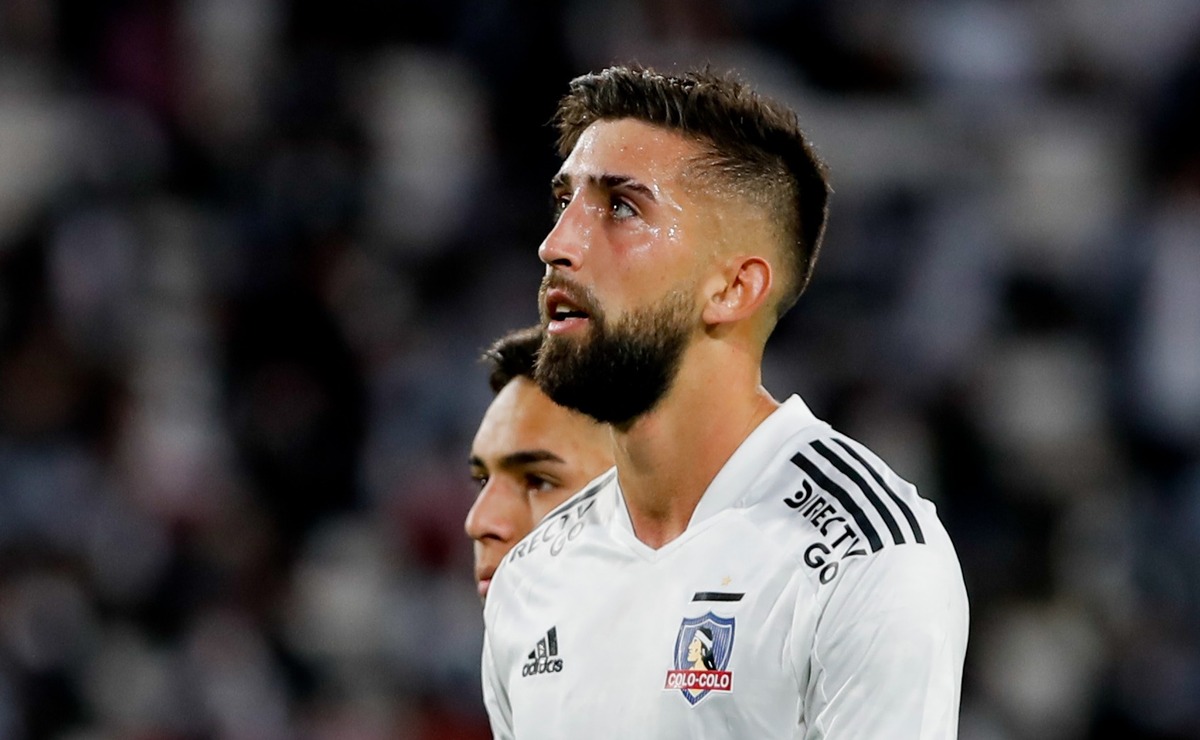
[700,255,773,327]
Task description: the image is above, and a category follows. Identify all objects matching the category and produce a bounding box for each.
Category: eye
[524,473,557,494]
[471,473,488,489]
[610,196,636,219]
[551,194,571,222]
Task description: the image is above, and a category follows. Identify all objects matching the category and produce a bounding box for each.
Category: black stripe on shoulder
[811,440,906,546]
[831,438,925,544]
[790,451,883,553]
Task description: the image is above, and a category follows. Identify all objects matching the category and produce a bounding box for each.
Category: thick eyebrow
[551,172,656,202]
[469,449,566,472]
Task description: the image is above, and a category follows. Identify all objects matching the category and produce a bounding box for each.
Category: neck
[610,340,777,549]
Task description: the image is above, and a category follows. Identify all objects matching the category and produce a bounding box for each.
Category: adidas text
[522,657,564,676]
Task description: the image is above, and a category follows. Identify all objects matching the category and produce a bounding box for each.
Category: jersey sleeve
[798,541,969,739]
[481,627,514,740]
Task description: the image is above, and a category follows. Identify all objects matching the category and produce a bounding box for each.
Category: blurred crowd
[0,1,1199,738]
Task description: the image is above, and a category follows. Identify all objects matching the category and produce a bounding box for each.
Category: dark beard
[535,287,693,427]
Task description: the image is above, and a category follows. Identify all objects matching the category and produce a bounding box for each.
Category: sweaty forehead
[558,119,707,188]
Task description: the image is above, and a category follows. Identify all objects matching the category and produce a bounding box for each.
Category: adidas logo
[521,626,564,677]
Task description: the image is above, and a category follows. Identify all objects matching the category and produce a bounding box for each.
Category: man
[465,325,614,602]
[686,627,716,672]
[481,66,969,738]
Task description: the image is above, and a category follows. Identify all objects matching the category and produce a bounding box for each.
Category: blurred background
[0,0,1198,738]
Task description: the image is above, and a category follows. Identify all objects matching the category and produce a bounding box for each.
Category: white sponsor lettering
[663,670,733,691]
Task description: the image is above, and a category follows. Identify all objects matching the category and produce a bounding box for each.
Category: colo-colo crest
[663,612,735,705]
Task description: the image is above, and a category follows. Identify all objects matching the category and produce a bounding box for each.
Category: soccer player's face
[535,119,723,424]
[466,377,613,602]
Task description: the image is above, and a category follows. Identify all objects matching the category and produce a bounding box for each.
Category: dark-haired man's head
[535,66,830,425]
[552,65,830,316]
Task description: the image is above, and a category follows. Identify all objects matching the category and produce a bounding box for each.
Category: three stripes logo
[521,626,563,677]
[785,437,926,584]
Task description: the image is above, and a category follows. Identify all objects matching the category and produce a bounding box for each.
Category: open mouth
[545,288,592,331]
[550,298,589,322]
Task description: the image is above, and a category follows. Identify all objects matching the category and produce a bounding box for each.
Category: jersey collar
[611,394,822,548]
[685,394,820,528]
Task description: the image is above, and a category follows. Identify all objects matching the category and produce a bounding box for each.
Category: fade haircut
[553,65,831,318]
[482,325,543,394]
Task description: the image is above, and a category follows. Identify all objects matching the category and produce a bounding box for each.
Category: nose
[538,198,587,271]
[464,478,521,544]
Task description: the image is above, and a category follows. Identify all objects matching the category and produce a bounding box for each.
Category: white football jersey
[482,395,968,739]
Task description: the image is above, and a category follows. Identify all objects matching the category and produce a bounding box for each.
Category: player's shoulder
[743,424,956,589]
[783,432,942,548]
[501,467,616,573]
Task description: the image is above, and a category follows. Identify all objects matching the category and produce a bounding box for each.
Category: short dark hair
[553,65,831,318]
[482,325,543,394]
